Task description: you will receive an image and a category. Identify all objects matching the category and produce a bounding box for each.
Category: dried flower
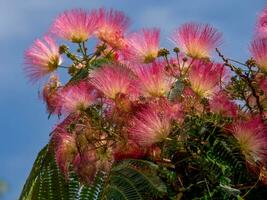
[113,140,145,161]
[73,148,98,184]
[42,74,61,113]
[53,130,77,176]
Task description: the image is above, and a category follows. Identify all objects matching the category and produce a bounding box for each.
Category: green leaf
[20,145,168,200]
[68,57,111,84]
[19,145,49,200]
[168,80,184,101]
[19,145,91,200]
[102,159,168,200]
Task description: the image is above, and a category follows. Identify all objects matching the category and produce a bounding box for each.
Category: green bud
[59,45,68,54]
[173,47,180,53]
[157,48,170,57]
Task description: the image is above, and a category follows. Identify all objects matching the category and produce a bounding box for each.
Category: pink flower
[89,64,137,99]
[209,92,238,118]
[171,23,222,58]
[155,98,184,122]
[24,36,62,82]
[50,9,99,43]
[250,38,267,72]
[134,62,174,97]
[53,130,77,176]
[56,81,97,114]
[128,104,172,146]
[188,61,227,98]
[123,28,160,63]
[256,7,267,38]
[96,8,130,49]
[229,117,267,167]
[181,87,205,113]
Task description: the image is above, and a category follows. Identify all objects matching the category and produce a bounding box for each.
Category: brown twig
[216,48,263,115]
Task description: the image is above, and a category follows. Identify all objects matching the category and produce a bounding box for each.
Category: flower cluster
[24,6,267,197]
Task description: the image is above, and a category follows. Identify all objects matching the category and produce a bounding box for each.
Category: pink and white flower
[56,81,97,114]
[128,104,172,146]
[50,9,99,43]
[256,7,267,38]
[209,92,238,118]
[96,8,130,49]
[188,61,227,98]
[123,28,160,63]
[250,38,267,72]
[134,61,174,97]
[24,36,62,82]
[171,23,222,58]
[89,64,137,99]
[228,117,267,167]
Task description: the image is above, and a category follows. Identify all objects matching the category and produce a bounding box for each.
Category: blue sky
[0,0,265,199]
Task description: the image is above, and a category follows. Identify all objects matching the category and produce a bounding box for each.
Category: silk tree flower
[96,8,130,49]
[145,98,183,121]
[250,38,267,72]
[24,36,62,82]
[229,117,267,168]
[134,62,174,97]
[256,7,267,38]
[56,81,97,114]
[50,9,99,43]
[42,74,61,114]
[188,61,227,98]
[155,98,184,122]
[128,104,172,146]
[123,28,160,63]
[209,92,238,118]
[181,87,205,114]
[53,130,77,176]
[171,23,222,58]
[89,64,137,99]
